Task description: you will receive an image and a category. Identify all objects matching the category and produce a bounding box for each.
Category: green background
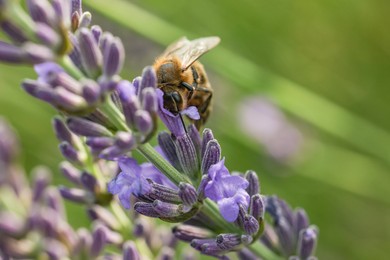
[1,0,389,259]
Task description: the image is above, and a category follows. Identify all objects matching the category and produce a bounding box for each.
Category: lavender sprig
[0,119,124,259]
[0,1,319,259]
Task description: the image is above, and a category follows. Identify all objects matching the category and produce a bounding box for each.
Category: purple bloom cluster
[0,0,73,64]
[3,0,158,158]
[106,99,270,257]
[19,4,126,114]
[0,119,134,259]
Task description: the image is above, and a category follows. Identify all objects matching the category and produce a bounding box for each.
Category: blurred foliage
[1,0,390,259]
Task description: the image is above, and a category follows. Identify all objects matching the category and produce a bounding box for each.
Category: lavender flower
[157,88,200,137]
[0,117,19,166]
[107,157,174,209]
[203,159,250,222]
[0,122,113,259]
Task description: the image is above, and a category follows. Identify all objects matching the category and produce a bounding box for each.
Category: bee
[153,36,220,130]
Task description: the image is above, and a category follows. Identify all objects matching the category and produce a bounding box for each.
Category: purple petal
[156,89,186,137]
[219,175,249,198]
[118,187,132,209]
[118,157,141,176]
[208,158,229,179]
[141,162,176,189]
[233,188,250,208]
[218,198,239,222]
[181,106,200,120]
[204,177,225,201]
[34,62,64,83]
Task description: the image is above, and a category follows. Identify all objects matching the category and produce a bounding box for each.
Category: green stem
[58,56,84,80]
[82,140,106,188]
[99,98,129,132]
[137,143,190,185]
[134,238,154,260]
[110,200,132,231]
[249,240,284,260]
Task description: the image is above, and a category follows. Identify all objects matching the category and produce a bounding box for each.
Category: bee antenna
[170,95,188,134]
[179,113,188,134]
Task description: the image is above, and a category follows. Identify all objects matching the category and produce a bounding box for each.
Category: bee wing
[161,37,191,57]
[178,36,221,71]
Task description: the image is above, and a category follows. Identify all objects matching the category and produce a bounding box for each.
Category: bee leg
[196,87,213,113]
[194,87,213,129]
[181,82,194,100]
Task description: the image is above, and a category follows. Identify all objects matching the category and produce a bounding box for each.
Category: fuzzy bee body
[153,36,220,129]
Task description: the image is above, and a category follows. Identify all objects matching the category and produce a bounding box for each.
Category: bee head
[163,90,183,114]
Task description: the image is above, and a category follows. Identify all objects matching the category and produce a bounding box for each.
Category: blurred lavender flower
[262,196,319,259]
[0,117,19,167]
[0,120,120,259]
[0,0,72,63]
[237,97,303,163]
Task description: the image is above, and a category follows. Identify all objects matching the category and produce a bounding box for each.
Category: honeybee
[153,36,220,130]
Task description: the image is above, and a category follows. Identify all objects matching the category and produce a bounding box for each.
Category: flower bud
[103,37,124,78]
[1,21,27,43]
[60,161,82,185]
[201,139,221,175]
[178,182,198,206]
[134,110,153,135]
[31,166,51,202]
[80,172,97,192]
[134,202,160,218]
[123,241,141,260]
[174,134,199,178]
[158,132,182,172]
[53,117,74,144]
[243,215,259,235]
[294,208,309,237]
[81,79,101,104]
[0,41,25,63]
[59,141,83,163]
[172,225,212,242]
[249,194,264,221]
[297,226,318,259]
[216,233,241,250]
[142,87,158,114]
[79,12,92,28]
[78,28,102,78]
[148,179,181,204]
[67,117,112,137]
[138,66,157,98]
[201,128,214,158]
[245,170,260,196]
[59,186,94,204]
[187,124,202,158]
